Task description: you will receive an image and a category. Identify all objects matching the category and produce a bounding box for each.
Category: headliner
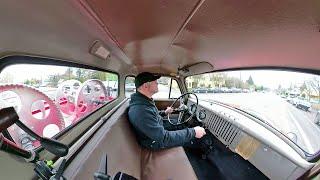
[0,0,320,75]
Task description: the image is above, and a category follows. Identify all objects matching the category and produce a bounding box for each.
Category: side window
[152,77,181,99]
[125,76,136,97]
[0,64,118,150]
[170,79,182,98]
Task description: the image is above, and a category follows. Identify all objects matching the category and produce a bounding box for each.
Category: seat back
[64,100,142,179]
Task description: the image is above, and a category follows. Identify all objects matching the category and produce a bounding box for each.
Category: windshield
[186,70,320,155]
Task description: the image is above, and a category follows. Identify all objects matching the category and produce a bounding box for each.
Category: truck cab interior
[0,1,320,179]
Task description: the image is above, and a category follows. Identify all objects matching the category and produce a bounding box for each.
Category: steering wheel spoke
[177,111,184,123]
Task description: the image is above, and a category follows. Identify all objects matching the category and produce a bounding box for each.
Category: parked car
[206,88,214,93]
[192,87,208,93]
[221,87,231,93]
[242,89,250,93]
[287,95,298,104]
[296,98,312,111]
[280,94,287,98]
[292,97,299,106]
[125,83,136,92]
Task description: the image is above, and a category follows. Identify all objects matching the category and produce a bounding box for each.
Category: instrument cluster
[188,103,207,122]
[197,108,207,122]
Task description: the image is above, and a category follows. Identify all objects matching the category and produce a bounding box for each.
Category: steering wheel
[0,84,64,149]
[75,79,108,120]
[167,92,198,125]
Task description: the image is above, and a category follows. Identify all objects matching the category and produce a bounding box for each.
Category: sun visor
[178,62,214,77]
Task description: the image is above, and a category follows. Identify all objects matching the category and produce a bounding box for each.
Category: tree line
[189,73,265,91]
[22,67,117,87]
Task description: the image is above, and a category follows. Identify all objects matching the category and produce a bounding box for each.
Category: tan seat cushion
[141,147,198,180]
[64,101,197,180]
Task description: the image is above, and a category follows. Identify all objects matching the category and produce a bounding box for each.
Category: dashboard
[187,99,314,180]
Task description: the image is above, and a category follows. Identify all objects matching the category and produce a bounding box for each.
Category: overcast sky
[1,64,69,83]
[228,70,317,89]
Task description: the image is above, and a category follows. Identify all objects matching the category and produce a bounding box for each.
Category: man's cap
[135,72,161,88]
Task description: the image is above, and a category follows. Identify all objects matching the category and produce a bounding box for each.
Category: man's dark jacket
[128,91,195,150]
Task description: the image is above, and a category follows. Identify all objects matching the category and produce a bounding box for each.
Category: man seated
[128,72,206,150]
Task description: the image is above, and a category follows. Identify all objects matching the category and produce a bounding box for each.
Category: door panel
[155,99,177,110]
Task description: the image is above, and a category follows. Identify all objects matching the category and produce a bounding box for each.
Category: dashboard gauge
[198,109,206,121]
[189,104,197,114]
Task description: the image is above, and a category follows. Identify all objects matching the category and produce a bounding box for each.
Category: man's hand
[164,107,174,115]
[194,126,206,138]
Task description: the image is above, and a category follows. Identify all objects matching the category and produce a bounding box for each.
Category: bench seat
[141,147,197,180]
[64,100,197,180]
